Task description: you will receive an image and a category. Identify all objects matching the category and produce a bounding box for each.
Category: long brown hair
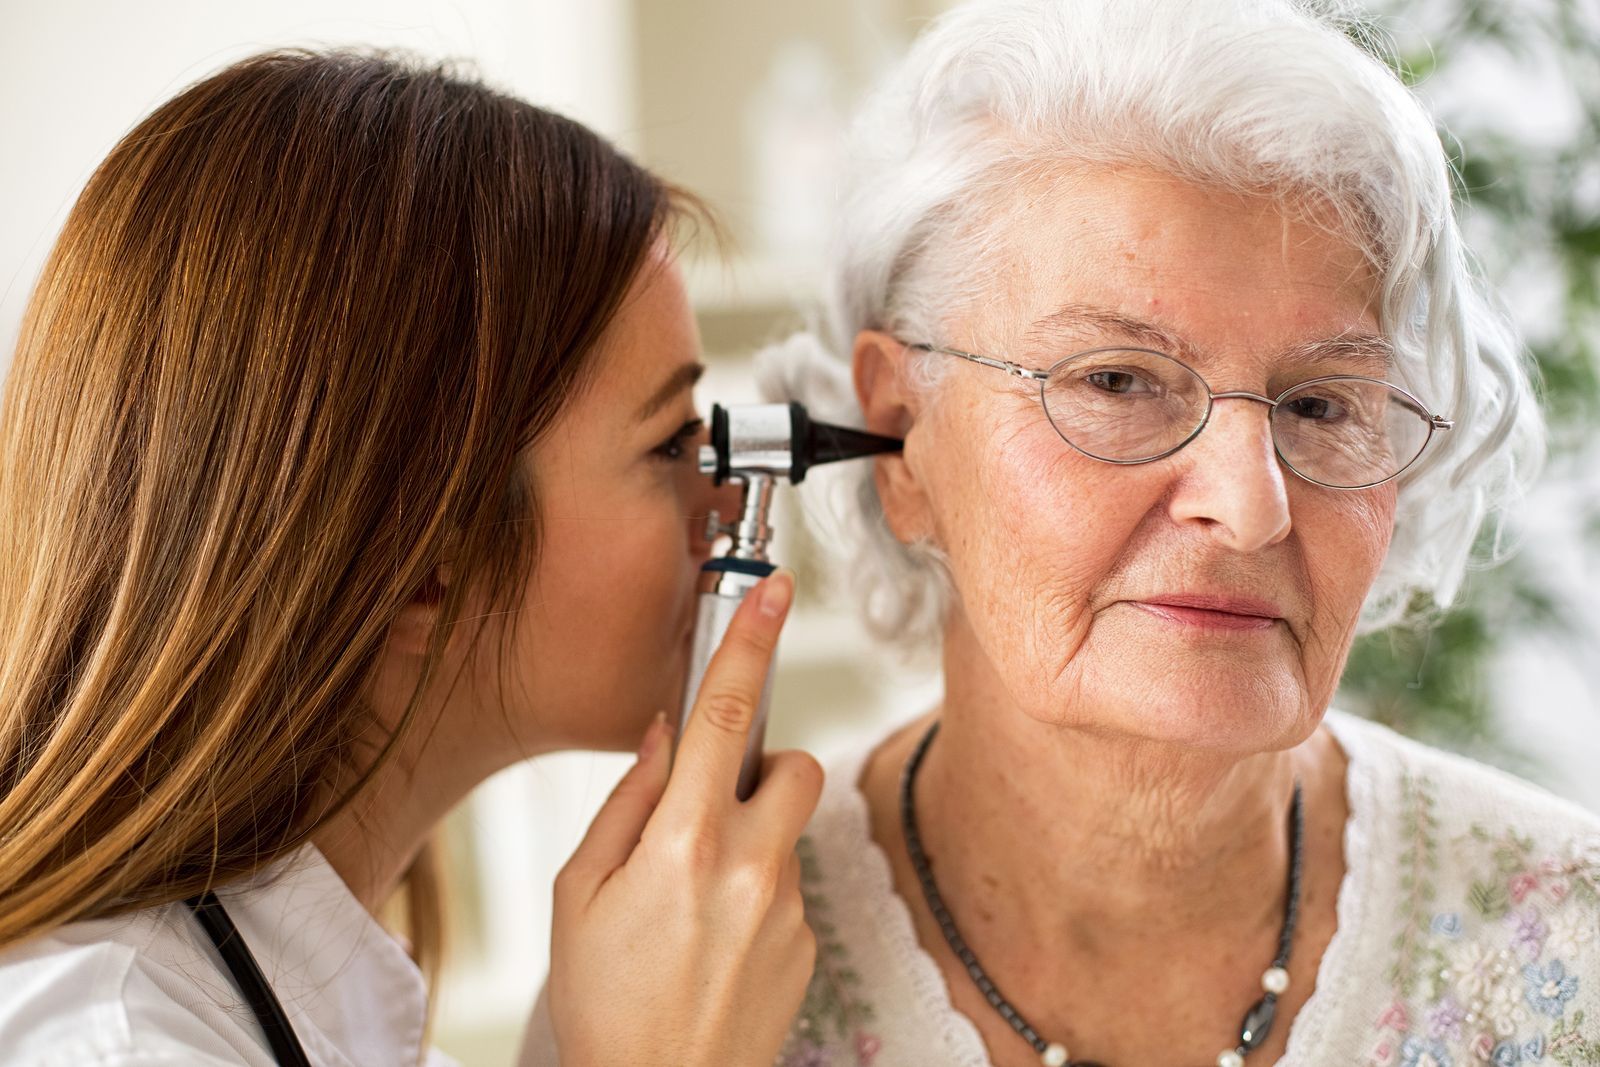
[0,49,692,983]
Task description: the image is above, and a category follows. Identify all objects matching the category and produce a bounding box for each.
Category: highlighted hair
[0,50,691,998]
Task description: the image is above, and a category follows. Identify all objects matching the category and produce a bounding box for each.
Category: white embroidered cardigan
[772,710,1600,1067]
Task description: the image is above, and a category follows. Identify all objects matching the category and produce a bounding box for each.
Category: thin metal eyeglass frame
[904,341,1455,491]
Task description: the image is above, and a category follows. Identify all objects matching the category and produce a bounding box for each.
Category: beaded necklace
[899,719,1304,1067]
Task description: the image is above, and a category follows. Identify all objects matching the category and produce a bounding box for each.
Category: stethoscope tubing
[185,891,313,1067]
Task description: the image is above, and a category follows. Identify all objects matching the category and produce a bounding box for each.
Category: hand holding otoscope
[674,402,904,800]
[547,401,901,1067]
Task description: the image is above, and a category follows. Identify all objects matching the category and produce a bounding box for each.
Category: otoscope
[676,402,902,800]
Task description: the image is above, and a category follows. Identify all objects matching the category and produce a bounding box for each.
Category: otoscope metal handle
[678,401,898,801]
[676,560,778,801]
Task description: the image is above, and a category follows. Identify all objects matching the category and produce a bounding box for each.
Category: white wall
[0,0,634,370]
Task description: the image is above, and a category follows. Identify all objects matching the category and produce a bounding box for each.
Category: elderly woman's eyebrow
[1027,302,1195,358]
[1277,332,1395,373]
[1027,301,1393,371]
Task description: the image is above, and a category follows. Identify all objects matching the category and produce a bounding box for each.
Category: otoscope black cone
[788,402,904,484]
[709,404,733,484]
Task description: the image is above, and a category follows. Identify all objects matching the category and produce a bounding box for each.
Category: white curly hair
[756,0,1545,654]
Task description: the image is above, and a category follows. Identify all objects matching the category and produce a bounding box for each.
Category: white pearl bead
[1218,1051,1246,1067]
[1041,1043,1069,1067]
[1262,966,1291,995]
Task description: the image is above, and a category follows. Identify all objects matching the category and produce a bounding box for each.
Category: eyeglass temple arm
[1397,392,1455,431]
[905,343,1051,382]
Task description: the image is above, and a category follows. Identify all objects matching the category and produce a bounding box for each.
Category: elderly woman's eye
[1283,394,1344,421]
[1084,369,1155,395]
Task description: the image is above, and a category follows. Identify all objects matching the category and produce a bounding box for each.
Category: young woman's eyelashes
[651,417,704,463]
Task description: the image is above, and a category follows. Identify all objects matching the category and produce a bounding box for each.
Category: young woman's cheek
[620,492,696,616]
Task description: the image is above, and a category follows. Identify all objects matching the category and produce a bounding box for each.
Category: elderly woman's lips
[1131,596,1283,631]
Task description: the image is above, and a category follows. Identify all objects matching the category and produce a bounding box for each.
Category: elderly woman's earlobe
[853,330,935,546]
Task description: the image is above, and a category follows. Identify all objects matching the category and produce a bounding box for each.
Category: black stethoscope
[186,891,312,1066]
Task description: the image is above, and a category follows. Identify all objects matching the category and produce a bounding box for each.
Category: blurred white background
[1,1,1595,1063]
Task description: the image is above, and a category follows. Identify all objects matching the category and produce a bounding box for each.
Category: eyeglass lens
[1040,349,1433,489]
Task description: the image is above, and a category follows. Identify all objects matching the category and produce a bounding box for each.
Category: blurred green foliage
[1336,0,1600,759]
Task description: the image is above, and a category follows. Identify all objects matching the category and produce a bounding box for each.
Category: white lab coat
[0,843,460,1067]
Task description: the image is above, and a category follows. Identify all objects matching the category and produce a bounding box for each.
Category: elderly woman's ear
[852,329,935,546]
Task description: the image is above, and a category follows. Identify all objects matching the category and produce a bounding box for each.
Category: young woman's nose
[1165,397,1292,552]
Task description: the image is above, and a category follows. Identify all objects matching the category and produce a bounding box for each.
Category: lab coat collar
[212,842,432,1067]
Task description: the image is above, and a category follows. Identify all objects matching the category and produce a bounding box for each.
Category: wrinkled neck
[910,612,1312,947]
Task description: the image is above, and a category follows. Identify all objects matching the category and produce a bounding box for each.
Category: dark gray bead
[1240,995,1278,1050]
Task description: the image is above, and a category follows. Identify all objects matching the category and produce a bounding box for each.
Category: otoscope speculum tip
[707,401,902,486]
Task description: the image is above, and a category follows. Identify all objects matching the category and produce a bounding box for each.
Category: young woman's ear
[388,543,459,658]
[853,330,935,545]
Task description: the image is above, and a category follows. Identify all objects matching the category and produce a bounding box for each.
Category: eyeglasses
[904,342,1454,490]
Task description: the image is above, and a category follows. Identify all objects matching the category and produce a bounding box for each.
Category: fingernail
[637,710,667,761]
[758,569,795,619]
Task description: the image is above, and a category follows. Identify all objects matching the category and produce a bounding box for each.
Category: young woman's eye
[652,418,704,462]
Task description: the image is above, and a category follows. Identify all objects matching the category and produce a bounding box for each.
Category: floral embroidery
[1510,910,1550,961]
[778,835,882,1066]
[783,1041,830,1067]
[1399,1034,1452,1066]
[1489,1032,1548,1064]
[1549,1011,1600,1062]
[1390,772,1443,999]
[1427,994,1467,1041]
[1524,961,1579,1017]
[1366,773,1600,1067]
[1547,908,1596,959]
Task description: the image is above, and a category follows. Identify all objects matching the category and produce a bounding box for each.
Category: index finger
[662,569,793,812]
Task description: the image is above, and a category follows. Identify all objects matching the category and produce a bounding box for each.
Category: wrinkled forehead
[1021,299,1394,380]
[937,163,1387,377]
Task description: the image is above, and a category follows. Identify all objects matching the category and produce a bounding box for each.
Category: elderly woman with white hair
[754,1,1599,1066]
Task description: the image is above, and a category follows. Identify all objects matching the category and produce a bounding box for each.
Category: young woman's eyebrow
[634,362,706,422]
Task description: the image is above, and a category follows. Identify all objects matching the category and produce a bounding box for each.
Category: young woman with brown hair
[0,49,821,1066]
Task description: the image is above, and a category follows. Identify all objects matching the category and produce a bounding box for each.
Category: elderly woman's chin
[1053,607,1326,754]
[966,614,1318,755]
[1056,639,1318,755]
[945,558,1349,756]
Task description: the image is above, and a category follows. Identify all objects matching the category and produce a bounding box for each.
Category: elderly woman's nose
[1166,399,1292,552]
